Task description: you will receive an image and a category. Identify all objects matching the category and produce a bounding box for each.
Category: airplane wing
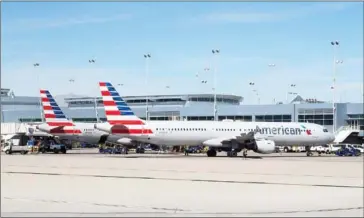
[202,131,268,147]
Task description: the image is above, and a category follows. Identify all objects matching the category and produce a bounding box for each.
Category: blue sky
[1,2,363,104]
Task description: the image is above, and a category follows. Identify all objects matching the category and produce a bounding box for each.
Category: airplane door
[311,129,319,143]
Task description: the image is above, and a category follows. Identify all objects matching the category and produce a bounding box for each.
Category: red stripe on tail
[43,106,53,110]
[111,129,153,134]
[105,111,121,116]
[47,122,74,127]
[101,91,111,96]
[50,129,82,134]
[109,120,145,125]
[103,101,116,106]
[44,114,57,118]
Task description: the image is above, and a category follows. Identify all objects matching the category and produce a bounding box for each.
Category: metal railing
[334,125,360,136]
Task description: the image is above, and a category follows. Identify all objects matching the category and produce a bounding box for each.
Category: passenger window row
[157,128,207,131]
[156,128,255,132]
[216,128,235,131]
[215,128,252,132]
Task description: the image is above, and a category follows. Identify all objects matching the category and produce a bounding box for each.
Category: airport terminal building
[1,88,363,135]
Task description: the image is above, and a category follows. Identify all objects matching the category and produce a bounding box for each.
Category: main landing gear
[206,149,217,157]
[305,146,313,156]
[227,150,238,157]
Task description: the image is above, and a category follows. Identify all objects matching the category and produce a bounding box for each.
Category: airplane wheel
[207,149,216,157]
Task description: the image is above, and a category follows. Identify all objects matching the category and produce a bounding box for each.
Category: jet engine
[94,123,112,133]
[254,139,275,154]
[116,138,133,145]
[36,123,52,133]
[202,138,231,147]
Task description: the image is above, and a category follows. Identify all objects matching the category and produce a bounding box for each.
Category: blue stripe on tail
[104,83,134,116]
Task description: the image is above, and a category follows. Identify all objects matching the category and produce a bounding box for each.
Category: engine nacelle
[254,139,275,154]
[116,138,133,145]
[94,123,112,133]
[36,123,52,133]
[202,138,223,147]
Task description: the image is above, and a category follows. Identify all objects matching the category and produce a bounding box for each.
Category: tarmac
[1,150,363,217]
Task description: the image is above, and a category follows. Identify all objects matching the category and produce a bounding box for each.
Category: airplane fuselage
[96,121,335,147]
[37,122,119,145]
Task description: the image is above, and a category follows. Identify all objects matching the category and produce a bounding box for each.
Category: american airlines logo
[254,126,305,135]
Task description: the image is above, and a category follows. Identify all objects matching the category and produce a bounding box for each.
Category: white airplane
[94,82,335,157]
[35,89,134,146]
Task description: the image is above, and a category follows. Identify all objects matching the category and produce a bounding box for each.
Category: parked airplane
[36,89,134,146]
[94,82,336,157]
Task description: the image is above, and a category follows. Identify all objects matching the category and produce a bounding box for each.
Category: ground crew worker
[184,146,189,156]
[27,136,35,153]
[98,143,104,153]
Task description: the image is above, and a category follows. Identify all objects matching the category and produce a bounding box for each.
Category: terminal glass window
[187,116,214,121]
[298,112,333,126]
[72,118,97,122]
[19,118,42,122]
[282,115,292,122]
[218,116,252,121]
[255,115,291,122]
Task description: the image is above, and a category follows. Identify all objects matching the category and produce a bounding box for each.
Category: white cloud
[5,13,132,31]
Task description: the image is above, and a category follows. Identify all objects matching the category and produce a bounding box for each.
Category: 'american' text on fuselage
[255,126,302,135]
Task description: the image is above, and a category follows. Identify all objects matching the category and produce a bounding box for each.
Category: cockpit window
[323,129,328,132]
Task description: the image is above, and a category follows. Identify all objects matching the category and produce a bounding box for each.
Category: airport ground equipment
[39,143,66,154]
[2,144,28,155]
[335,147,361,156]
[99,146,123,154]
[136,147,145,154]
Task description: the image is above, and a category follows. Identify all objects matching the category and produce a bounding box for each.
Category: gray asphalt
[1,151,363,217]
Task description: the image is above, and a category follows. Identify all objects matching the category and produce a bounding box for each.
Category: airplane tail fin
[98,82,146,126]
[40,89,74,127]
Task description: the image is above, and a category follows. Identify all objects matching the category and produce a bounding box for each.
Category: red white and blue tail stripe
[98,82,153,134]
[40,89,81,134]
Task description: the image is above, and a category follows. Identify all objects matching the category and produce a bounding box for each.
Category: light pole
[144,53,151,121]
[331,40,340,132]
[249,82,255,104]
[33,63,43,122]
[286,84,296,103]
[212,49,219,121]
[69,79,75,93]
[88,58,100,123]
[117,83,124,88]
[253,90,260,105]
